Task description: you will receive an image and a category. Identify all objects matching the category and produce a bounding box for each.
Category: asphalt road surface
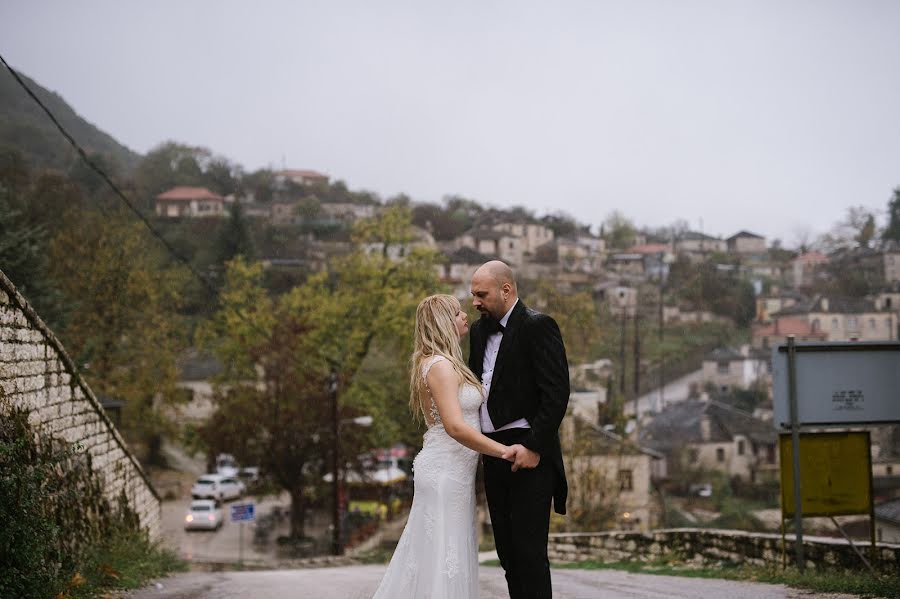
[127,564,862,599]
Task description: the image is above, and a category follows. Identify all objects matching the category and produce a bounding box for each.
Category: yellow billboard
[779,431,872,518]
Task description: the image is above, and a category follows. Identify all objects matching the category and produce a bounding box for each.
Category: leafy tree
[47,209,187,464]
[603,211,637,250]
[297,195,322,220]
[199,206,442,538]
[883,187,900,243]
[133,141,213,208]
[530,280,596,364]
[214,202,255,265]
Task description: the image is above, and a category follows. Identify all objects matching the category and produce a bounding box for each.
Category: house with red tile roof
[155,186,225,218]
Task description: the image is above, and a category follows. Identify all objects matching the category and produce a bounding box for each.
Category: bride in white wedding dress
[372,294,517,599]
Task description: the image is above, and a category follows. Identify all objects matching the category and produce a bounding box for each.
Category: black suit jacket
[469,300,569,515]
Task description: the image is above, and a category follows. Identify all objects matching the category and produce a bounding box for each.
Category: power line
[0,52,218,298]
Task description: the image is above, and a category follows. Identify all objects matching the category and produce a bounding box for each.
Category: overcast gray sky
[2,1,900,244]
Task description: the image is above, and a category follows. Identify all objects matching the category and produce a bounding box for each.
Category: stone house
[455,227,525,266]
[319,202,377,222]
[790,251,829,289]
[751,315,827,349]
[702,346,770,393]
[640,399,778,484]
[269,200,297,225]
[882,240,900,283]
[726,231,766,255]
[755,291,803,322]
[594,281,638,316]
[773,296,897,342]
[275,168,329,186]
[155,186,225,218]
[673,231,727,257]
[364,226,436,260]
[439,246,493,299]
[563,414,664,532]
[490,221,554,254]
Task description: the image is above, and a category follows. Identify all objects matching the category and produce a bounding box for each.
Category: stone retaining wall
[0,269,161,539]
[549,528,900,573]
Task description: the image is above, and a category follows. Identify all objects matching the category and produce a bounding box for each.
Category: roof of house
[752,316,827,339]
[639,400,776,453]
[464,227,517,241]
[726,230,765,241]
[445,246,493,264]
[572,415,664,459]
[156,186,224,202]
[678,231,722,242]
[875,498,900,526]
[626,243,670,254]
[772,295,885,316]
[704,347,769,362]
[277,169,328,179]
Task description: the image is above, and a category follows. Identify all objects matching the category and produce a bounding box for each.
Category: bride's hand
[500,444,523,462]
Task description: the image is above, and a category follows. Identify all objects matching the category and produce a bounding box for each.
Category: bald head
[470,260,518,320]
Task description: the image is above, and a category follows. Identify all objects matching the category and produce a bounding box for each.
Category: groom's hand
[501,444,523,463]
[511,446,540,472]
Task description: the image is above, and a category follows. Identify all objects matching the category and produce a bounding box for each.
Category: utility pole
[633,311,641,438]
[330,369,342,556]
[658,278,665,412]
[619,304,627,395]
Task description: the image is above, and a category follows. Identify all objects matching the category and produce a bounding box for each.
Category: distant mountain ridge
[0,65,141,175]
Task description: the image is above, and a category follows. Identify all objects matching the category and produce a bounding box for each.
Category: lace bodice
[420,355,483,432]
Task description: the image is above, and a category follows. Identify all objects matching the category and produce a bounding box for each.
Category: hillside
[0,65,141,175]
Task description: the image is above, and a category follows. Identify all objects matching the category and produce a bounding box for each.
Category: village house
[439,246,494,298]
[155,186,225,218]
[875,499,900,543]
[563,415,664,532]
[701,346,770,394]
[455,227,525,266]
[269,200,298,225]
[319,202,377,222]
[607,253,645,279]
[755,291,803,322]
[673,231,727,258]
[593,281,638,316]
[882,240,900,283]
[751,315,827,349]
[790,251,829,288]
[726,231,766,255]
[639,399,778,484]
[873,282,900,323]
[275,168,330,187]
[490,220,554,254]
[771,296,897,342]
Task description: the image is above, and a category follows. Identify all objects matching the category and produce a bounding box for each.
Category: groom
[469,260,569,599]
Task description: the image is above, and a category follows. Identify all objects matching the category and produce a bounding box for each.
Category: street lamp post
[329,369,341,556]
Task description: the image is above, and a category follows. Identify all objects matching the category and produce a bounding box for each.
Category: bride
[372,294,518,599]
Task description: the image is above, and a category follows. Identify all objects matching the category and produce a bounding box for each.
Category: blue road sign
[230,502,255,522]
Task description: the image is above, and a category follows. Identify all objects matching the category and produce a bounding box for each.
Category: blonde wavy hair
[409,294,483,421]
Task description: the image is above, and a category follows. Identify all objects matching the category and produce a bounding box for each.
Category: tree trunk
[289,484,307,538]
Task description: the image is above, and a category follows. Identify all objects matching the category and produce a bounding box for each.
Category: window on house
[737,440,745,455]
[618,469,633,491]
[869,318,876,330]
[811,319,820,332]
[831,318,839,330]
[848,317,858,329]
[716,448,725,462]
[688,448,699,463]
[717,361,729,374]
[887,298,893,309]
[888,466,894,476]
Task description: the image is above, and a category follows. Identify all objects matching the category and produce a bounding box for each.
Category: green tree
[47,209,187,464]
[199,206,442,538]
[214,202,255,265]
[603,211,637,250]
[530,280,596,364]
[883,187,900,243]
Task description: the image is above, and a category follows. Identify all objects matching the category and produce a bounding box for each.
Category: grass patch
[64,526,186,598]
[355,542,397,565]
[553,559,900,598]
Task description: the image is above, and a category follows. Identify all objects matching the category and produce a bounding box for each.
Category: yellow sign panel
[779,431,872,517]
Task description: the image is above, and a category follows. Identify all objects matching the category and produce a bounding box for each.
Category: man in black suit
[469,260,569,599]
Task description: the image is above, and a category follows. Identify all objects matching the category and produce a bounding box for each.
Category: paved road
[128,564,861,599]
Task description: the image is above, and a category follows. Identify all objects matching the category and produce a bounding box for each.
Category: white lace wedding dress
[372,355,482,599]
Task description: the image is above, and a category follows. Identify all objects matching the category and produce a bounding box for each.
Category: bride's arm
[427,360,511,459]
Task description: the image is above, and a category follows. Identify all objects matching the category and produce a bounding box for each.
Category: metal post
[633,313,641,437]
[619,305,627,395]
[330,369,342,555]
[658,281,664,411]
[786,335,804,572]
[239,521,244,567]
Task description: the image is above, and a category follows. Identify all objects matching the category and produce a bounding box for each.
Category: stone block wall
[548,528,900,573]
[0,269,161,539]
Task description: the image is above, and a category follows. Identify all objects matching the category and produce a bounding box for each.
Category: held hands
[499,443,541,472]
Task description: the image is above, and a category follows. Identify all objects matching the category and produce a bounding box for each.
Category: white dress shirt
[480,299,531,433]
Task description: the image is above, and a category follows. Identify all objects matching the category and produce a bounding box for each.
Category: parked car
[191,474,245,501]
[238,466,260,486]
[184,499,223,531]
[215,453,239,477]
